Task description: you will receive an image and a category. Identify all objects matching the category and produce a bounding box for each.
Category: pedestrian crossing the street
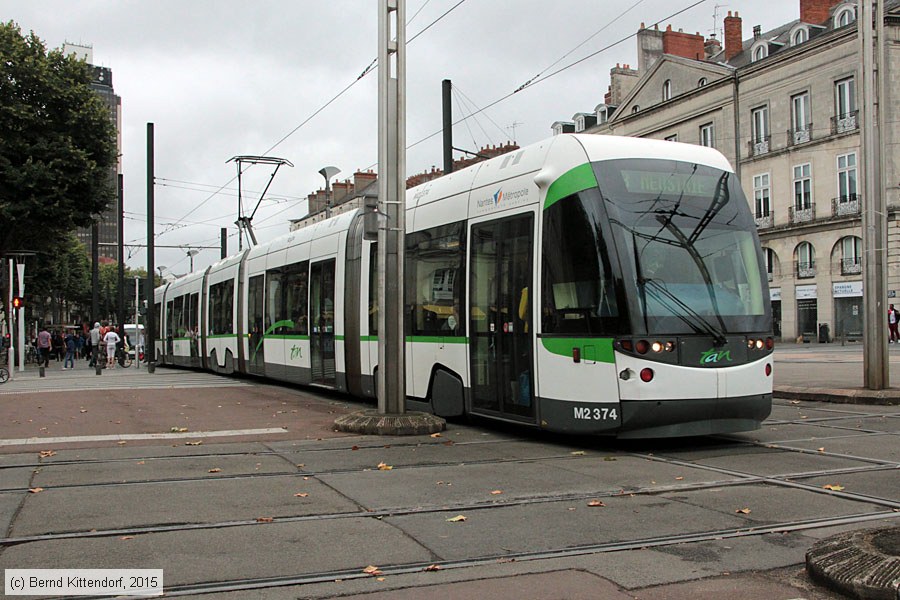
[0,366,249,395]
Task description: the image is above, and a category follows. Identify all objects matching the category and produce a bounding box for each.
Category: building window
[752,44,768,62]
[664,134,678,142]
[792,28,807,46]
[698,77,707,87]
[753,173,771,218]
[662,79,672,101]
[597,107,607,124]
[793,163,813,223]
[751,106,769,154]
[764,247,775,281]
[834,77,857,132]
[797,242,816,278]
[699,123,714,147]
[841,236,862,275]
[834,152,859,216]
[791,92,811,144]
[835,6,856,27]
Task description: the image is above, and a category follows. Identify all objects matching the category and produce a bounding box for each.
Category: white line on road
[0,428,289,447]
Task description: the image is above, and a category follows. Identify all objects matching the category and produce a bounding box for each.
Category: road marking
[0,428,289,447]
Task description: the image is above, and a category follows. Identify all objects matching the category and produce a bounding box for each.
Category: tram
[154,134,773,438]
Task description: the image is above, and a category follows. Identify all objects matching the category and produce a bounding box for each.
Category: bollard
[95,363,102,375]
[39,365,45,378]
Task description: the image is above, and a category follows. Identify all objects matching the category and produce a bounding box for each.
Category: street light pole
[186,249,199,272]
[319,166,340,218]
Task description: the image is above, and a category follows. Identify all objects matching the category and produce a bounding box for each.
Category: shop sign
[833,281,862,298]
[769,287,781,301]
[796,284,817,300]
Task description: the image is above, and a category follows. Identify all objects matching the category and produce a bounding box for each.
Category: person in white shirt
[103,328,121,368]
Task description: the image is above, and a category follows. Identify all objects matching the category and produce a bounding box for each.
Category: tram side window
[284,261,309,335]
[369,243,378,335]
[406,221,465,336]
[266,267,286,335]
[542,191,620,335]
[173,295,185,337]
[188,293,199,337]
[248,275,264,340]
[166,300,175,338]
[154,302,162,338]
[209,280,234,335]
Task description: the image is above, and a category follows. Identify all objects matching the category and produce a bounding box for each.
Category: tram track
[57,510,900,600]
[3,451,897,547]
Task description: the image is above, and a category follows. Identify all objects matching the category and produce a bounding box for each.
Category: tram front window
[541,188,623,336]
[596,159,770,335]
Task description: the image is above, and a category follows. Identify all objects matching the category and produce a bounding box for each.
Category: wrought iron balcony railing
[788,123,812,146]
[832,194,861,217]
[831,110,859,135]
[755,212,773,229]
[789,202,815,224]
[748,135,771,157]
[841,257,862,276]
[796,261,816,279]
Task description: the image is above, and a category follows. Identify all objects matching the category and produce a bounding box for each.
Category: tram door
[469,214,534,420]
[310,260,336,385]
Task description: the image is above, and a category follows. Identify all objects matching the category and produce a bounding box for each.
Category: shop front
[833,281,863,342]
[796,284,817,342]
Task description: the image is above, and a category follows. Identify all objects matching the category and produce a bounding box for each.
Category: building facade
[64,43,122,262]
[555,0,900,342]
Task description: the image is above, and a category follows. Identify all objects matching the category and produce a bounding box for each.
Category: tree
[0,21,117,262]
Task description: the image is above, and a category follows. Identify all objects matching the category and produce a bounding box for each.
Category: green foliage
[0,21,117,261]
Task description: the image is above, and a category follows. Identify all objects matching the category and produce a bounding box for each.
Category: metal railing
[755,213,773,229]
[841,257,862,275]
[831,110,859,135]
[747,135,771,157]
[832,194,861,217]
[789,202,816,224]
[796,261,816,279]
[787,123,812,146]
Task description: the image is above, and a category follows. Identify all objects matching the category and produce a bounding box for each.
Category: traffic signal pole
[7,259,13,380]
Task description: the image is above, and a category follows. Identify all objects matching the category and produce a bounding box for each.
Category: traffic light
[11,296,23,310]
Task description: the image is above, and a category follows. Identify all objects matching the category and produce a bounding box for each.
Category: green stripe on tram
[265,334,310,340]
[540,337,615,363]
[544,163,598,210]
[407,335,468,344]
[207,334,238,339]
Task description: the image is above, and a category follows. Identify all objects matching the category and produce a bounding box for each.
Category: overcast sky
[1,0,800,275]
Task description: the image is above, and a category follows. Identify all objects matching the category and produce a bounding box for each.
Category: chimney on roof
[705,34,722,59]
[723,11,743,62]
[753,25,761,39]
[663,26,706,61]
[801,0,842,25]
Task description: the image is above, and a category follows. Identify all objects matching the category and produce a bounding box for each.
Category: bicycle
[0,367,8,384]
[115,346,133,368]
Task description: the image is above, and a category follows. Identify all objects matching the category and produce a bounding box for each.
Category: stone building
[555,0,900,342]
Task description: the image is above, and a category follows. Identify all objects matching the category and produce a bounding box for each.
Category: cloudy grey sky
[2,0,799,274]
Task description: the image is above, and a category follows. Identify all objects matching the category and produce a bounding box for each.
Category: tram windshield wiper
[638,277,728,346]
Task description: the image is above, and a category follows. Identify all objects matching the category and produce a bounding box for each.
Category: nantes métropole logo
[493,189,503,205]
[476,187,529,212]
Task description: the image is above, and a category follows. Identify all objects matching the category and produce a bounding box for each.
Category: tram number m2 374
[573,406,619,421]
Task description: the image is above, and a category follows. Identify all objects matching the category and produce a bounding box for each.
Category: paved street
[0,346,897,599]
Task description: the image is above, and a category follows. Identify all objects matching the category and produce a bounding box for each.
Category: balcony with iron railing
[796,260,816,279]
[747,134,771,157]
[831,110,859,135]
[789,202,815,224]
[755,211,773,229]
[787,123,813,146]
[841,257,862,276]
[832,194,861,217]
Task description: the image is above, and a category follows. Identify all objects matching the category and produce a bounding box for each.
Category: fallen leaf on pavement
[351,445,359,450]
[38,450,56,458]
[823,484,845,491]
[28,488,44,494]
[423,564,442,572]
[208,468,221,473]
[817,447,825,452]
[570,450,586,456]
[430,432,442,438]
[170,427,188,433]
[377,462,393,471]
[735,508,751,514]
[80,409,88,413]
[675,476,684,480]
[587,500,605,507]
[294,493,309,498]
[185,441,203,446]
[120,536,134,540]
[363,565,382,576]
[446,515,467,522]
[490,490,503,495]
[256,517,274,523]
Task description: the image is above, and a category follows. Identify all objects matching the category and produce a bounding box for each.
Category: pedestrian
[63,331,76,370]
[36,326,51,367]
[89,322,101,367]
[889,305,900,344]
[51,329,64,361]
[103,327,120,368]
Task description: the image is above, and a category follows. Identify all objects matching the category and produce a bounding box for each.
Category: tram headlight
[755,339,764,350]
[651,341,664,353]
[665,341,675,352]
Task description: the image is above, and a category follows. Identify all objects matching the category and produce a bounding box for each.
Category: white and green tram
[154,134,773,438]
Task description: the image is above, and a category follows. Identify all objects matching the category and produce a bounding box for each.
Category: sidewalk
[773,342,900,404]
